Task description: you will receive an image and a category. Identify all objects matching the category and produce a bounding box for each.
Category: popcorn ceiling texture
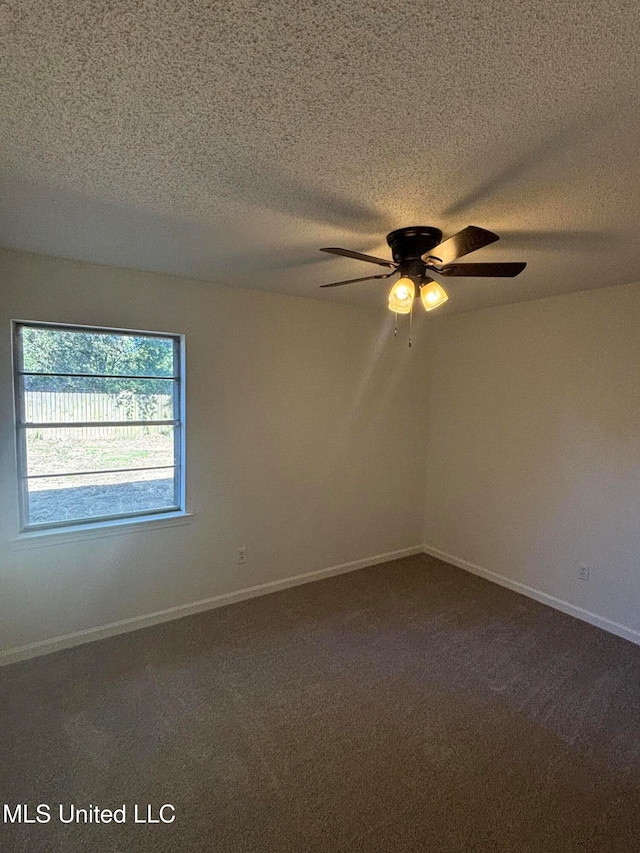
[1,0,640,312]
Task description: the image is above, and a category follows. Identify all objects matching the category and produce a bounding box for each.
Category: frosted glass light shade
[388,301,412,314]
[420,281,449,311]
[388,277,415,313]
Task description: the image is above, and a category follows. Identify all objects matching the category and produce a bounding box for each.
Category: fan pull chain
[394,309,398,336]
[408,301,413,348]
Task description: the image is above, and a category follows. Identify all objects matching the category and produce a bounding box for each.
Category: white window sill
[10,511,194,550]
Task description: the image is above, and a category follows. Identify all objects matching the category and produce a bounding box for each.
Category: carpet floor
[2,554,640,852]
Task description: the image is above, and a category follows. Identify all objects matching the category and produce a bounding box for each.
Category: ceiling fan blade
[320,272,395,288]
[320,247,396,268]
[422,226,500,265]
[428,262,527,277]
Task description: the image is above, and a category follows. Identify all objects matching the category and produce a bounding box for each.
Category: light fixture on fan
[388,276,448,315]
[420,280,448,311]
[387,277,415,313]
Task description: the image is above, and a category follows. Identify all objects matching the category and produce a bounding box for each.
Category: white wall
[0,249,428,659]
[423,281,640,639]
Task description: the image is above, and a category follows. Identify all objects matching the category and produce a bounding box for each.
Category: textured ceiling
[2,0,640,313]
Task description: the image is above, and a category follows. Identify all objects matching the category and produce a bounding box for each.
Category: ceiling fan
[319,226,526,313]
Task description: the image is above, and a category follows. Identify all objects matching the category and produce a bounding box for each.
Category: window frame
[12,320,186,533]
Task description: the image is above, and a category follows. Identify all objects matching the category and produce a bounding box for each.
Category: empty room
[2,1,640,851]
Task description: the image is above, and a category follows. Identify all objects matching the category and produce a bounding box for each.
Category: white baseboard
[0,545,424,667]
[423,543,640,647]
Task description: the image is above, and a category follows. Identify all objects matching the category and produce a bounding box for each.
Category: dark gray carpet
[3,554,640,852]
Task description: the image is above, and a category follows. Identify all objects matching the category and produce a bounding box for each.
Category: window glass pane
[20,327,175,377]
[26,470,177,526]
[25,425,175,476]
[23,376,175,423]
[15,323,183,530]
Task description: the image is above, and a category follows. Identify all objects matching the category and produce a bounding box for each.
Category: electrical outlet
[578,564,590,581]
[237,546,247,565]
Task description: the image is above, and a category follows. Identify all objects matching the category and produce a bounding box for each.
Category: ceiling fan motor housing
[386,226,443,263]
[387,226,442,284]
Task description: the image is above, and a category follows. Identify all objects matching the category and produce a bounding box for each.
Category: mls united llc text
[3,803,176,824]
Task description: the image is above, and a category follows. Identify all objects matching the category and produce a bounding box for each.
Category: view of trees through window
[16,324,182,528]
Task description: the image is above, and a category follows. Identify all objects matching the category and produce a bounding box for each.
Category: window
[13,322,184,531]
